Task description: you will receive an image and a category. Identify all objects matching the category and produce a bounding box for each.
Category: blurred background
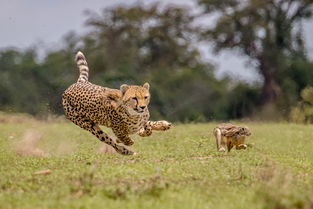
[0,0,312,123]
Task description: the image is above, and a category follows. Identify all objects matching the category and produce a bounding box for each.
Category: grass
[0,115,313,209]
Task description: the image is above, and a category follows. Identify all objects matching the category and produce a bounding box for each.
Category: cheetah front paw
[138,127,152,137]
[155,120,172,131]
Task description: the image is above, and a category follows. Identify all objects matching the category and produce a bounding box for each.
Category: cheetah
[62,51,171,155]
[213,123,251,152]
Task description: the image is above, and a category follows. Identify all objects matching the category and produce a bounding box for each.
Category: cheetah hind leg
[115,135,134,146]
[70,118,134,155]
[62,99,134,155]
[88,125,134,155]
[112,128,135,146]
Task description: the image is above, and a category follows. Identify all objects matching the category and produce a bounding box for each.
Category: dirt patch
[14,129,48,157]
[97,136,133,154]
[55,140,77,155]
[98,144,117,154]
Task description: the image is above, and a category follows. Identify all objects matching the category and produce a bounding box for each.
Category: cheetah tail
[75,51,89,83]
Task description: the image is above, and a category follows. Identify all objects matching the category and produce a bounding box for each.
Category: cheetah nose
[139,106,146,110]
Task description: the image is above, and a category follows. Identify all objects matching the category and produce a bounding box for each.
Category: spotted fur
[62,51,171,155]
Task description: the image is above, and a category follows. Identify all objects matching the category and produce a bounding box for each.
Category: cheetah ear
[143,82,150,90]
[120,84,129,95]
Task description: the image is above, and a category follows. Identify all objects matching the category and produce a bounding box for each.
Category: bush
[290,86,313,124]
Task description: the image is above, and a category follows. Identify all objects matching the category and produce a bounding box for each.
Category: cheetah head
[120,82,150,115]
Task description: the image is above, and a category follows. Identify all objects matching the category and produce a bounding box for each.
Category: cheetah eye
[144,96,148,99]
[132,97,137,101]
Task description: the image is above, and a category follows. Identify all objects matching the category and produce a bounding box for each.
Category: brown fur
[62,51,171,155]
[213,123,251,152]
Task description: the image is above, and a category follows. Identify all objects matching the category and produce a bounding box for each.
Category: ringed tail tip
[75,51,85,62]
[75,51,89,83]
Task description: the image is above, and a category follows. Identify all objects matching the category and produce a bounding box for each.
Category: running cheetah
[62,51,171,155]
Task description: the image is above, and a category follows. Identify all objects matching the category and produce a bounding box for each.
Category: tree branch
[289,2,311,22]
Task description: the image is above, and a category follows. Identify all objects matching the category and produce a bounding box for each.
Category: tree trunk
[259,57,281,105]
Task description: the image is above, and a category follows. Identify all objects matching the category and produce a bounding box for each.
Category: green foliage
[198,0,313,106]
[0,49,47,114]
[277,56,313,112]
[80,5,228,121]
[0,48,76,115]
[290,86,313,123]
[225,83,261,119]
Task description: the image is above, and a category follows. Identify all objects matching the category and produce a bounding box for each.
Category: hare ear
[120,84,129,95]
[143,82,150,90]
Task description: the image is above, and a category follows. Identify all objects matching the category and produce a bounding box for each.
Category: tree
[198,0,313,105]
[0,4,231,121]
[78,4,229,121]
[290,86,313,123]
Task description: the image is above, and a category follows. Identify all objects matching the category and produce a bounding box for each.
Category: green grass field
[0,115,313,209]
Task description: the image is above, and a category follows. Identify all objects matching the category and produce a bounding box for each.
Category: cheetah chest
[123,113,149,134]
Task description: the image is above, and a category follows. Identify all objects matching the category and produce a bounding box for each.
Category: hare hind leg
[235,136,247,150]
[226,137,234,152]
[214,128,227,152]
